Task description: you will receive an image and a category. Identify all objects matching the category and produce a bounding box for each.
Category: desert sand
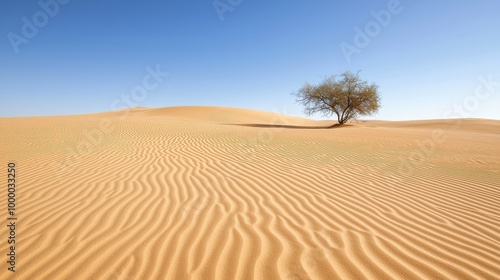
[0,106,499,280]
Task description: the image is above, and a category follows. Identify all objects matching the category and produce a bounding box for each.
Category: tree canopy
[293,71,381,126]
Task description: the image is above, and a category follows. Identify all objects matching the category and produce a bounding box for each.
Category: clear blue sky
[1,0,499,120]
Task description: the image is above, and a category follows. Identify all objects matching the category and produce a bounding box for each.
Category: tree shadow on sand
[224,123,351,129]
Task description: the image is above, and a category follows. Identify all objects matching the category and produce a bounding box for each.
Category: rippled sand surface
[0,107,498,279]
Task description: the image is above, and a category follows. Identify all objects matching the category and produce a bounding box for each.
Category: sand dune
[0,106,499,280]
[360,119,500,135]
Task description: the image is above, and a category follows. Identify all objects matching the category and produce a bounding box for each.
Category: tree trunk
[333,113,345,128]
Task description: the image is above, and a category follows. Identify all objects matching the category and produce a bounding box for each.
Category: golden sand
[0,106,498,279]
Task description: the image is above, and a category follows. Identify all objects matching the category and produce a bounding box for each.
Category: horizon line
[0,105,499,122]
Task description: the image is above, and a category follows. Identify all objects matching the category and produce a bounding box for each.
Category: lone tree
[293,71,381,126]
